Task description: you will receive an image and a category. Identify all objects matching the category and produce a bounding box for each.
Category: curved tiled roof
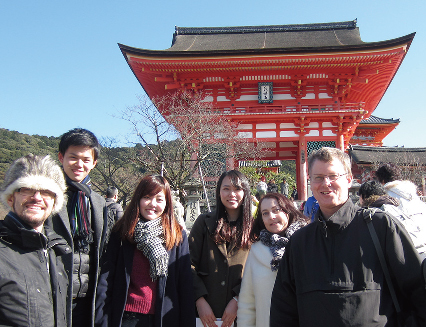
[168,20,363,52]
[359,115,400,124]
[119,20,414,58]
[349,145,426,165]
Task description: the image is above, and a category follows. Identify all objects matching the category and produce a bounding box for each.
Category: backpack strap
[362,208,401,313]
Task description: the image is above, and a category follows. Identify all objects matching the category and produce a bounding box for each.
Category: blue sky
[1,0,425,148]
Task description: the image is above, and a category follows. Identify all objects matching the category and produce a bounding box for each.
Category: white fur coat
[237,241,277,327]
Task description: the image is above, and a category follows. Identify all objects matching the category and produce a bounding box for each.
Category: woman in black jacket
[95,175,195,327]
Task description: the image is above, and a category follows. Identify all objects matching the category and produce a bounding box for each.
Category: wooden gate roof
[120,20,414,57]
[349,145,426,165]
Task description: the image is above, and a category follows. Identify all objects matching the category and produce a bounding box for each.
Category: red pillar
[337,133,345,151]
[298,134,308,201]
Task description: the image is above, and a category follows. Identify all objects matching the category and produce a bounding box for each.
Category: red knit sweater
[124,249,157,314]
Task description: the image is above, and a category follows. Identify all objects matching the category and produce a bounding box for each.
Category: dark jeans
[72,297,92,327]
[122,311,155,327]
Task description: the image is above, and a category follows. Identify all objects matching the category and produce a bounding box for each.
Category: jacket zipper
[330,233,335,276]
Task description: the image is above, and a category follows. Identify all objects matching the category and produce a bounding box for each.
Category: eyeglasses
[310,173,347,184]
[17,187,55,199]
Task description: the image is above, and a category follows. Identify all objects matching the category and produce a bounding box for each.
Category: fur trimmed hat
[1,154,66,214]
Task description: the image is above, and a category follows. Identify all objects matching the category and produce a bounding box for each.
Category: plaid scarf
[66,174,94,253]
[259,220,307,271]
[134,217,169,280]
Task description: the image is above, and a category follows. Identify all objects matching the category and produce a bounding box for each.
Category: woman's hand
[221,297,238,327]
[196,297,218,327]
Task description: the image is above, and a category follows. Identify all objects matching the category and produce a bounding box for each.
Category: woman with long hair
[189,170,253,327]
[237,193,308,327]
[95,175,195,327]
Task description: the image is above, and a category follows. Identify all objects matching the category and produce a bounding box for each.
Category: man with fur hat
[0,154,71,326]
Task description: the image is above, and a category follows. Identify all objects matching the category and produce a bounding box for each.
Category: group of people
[1,135,425,327]
[0,128,107,326]
[256,177,294,200]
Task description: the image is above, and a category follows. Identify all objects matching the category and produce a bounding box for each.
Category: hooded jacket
[0,212,71,327]
[384,180,426,219]
[363,194,426,256]
[270,200,426,327]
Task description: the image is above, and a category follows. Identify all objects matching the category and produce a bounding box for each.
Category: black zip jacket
[0,213,71,327]
[270,200,426,327]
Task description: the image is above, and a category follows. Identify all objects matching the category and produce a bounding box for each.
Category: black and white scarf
[259,220,307,271]
[66,174,94,253]
[134,217,169,280]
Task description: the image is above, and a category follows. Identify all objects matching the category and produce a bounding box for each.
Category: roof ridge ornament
[174,20,357,36]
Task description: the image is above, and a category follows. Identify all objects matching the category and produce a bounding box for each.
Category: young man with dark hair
[357,180,388,206]
[47,128,108,327]
[375,163,402,185]
[0,154,70,326]
[270,147,425,326]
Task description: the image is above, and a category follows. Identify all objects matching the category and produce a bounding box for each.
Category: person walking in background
[358,180,426,257]
[290,186,298,200]
[256,176,267,200]
[95,175,195,327]
[267,179,278,194]
[376,163,426,229]
[105,186,124,222]
[279,178,289,198]
[0,154,71,326]
[46,128,109,327]
[189,170,254,327]
[303,195,318,222]
[270,147,425,326]
[237,193,308,327]
[172,190,187,230]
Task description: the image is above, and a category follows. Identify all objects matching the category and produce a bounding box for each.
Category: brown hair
[113,174,182,250]
[250,193,308,242]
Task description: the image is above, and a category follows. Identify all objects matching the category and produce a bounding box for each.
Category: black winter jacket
[0,213,71,327]
[270,200,426,327]
[95,229,196,327]
[47,190,108,327]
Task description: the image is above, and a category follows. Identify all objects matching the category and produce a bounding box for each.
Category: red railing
[217,102,365,115]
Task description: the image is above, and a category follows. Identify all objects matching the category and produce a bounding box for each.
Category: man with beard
[0,154,70,326]
[46,128,108,327]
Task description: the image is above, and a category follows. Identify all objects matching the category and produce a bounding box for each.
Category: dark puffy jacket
[47,190,108,327]
[73,250,92,298]
[0,213,71,327]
